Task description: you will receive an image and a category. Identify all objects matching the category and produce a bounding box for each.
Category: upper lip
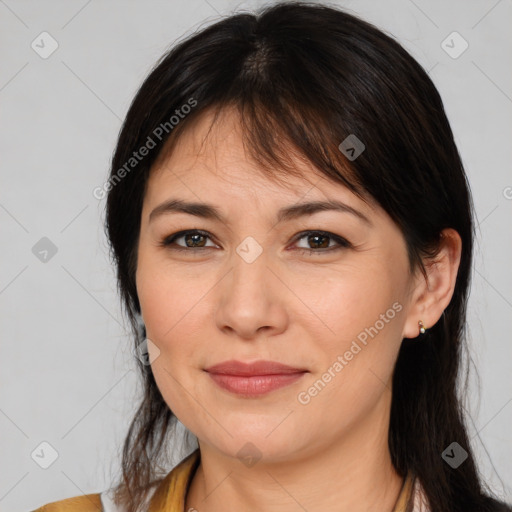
[204,360,308,376]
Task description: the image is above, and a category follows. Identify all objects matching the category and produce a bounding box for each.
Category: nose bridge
[215,242,287,338]
[228,241,272,307]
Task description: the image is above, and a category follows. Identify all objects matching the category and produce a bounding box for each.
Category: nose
[214,254,289,341]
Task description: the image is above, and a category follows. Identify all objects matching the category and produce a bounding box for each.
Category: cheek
[135,256,226,390]
[296,266,406,398]
[137,266,209,419]
[297,264,404,343]
[136,251,208,342]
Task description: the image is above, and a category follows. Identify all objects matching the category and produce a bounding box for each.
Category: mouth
[204,360,308,397]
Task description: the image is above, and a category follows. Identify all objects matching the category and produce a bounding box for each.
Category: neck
[185,392,403,512]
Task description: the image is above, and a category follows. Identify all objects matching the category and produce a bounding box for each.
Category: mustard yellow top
[32,449,417,512]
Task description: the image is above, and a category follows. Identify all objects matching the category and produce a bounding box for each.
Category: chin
[198,425,307,465]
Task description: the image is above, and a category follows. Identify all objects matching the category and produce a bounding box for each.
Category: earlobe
[402,228,462,339]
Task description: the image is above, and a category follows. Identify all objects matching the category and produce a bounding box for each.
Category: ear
[402,228,462,339]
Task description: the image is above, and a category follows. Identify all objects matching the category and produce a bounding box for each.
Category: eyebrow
[149,198,372,226]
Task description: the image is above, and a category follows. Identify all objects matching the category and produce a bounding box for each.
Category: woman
[33,2,511,511]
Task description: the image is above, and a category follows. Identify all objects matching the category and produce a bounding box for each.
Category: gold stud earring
[418,320,426,334]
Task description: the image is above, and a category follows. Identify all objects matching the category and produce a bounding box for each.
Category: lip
[204,360,308,397]
[205,359,308,376]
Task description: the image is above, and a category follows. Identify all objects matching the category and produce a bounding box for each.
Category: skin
[135,107,462,512]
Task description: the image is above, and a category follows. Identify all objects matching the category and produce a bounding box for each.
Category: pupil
[310,234,328,249]
[187,234,205,247]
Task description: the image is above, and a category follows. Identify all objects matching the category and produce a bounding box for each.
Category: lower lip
[207,372,306,396]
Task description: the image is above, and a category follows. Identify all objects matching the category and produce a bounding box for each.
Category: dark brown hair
[104,2,510,511]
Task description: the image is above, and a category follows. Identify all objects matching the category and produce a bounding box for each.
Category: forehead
[149,108,309,190]
[146,107,373,210]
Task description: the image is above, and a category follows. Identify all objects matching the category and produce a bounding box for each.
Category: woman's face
[136,108,419,463]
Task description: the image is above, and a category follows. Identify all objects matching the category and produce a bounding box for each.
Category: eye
[292,230,352,255]
[160,229,351,255]
[159,230,218,252]
[160,229,352,254]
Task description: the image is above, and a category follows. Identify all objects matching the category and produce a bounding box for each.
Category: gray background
[0,0,511,510]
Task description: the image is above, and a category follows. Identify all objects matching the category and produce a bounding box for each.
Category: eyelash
[159,229,352,255]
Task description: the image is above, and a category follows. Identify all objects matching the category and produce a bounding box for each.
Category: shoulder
[31,492,103,512]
